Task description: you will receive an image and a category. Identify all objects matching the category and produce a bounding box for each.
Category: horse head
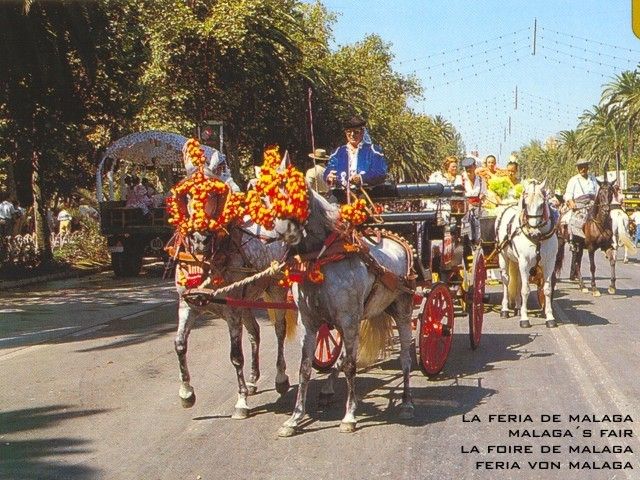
[520,179,549,229]
[593,178,615,222]
[273,186,339,251]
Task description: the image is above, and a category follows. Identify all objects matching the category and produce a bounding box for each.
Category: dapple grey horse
[273,189,415,436]
[173,206,294,419]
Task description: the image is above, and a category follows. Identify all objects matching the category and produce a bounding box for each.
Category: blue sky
[318,0,640,164]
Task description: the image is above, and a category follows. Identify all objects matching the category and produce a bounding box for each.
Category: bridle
[519,181,555,242]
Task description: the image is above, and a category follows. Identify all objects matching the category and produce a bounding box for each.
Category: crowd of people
[0,191,102,239]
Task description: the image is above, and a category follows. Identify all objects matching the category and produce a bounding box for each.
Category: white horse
[611,208,637,263]
[273,189,415,436]
[495,180,559,328]
[172,190,295,419]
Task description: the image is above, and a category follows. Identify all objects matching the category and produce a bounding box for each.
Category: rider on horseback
[563,158,598,252]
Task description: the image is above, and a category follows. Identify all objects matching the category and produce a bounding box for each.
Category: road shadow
[248,371,496,435]
[553,297,610,327]
[0,405,108,480]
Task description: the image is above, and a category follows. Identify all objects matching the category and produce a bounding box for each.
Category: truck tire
[123,251,143,277]
[111,243,143,277]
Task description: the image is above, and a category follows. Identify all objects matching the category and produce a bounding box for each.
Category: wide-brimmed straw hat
[576,158,590,166]
[308,148,330,161]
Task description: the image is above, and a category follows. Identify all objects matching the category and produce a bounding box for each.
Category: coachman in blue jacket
[324,116,388,187]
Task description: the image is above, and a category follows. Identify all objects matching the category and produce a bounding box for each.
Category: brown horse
[555,180,616,296]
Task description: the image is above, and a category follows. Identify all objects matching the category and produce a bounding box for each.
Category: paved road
[1,255,639,480]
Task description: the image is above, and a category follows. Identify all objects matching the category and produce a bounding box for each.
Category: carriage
[311,182,487,378]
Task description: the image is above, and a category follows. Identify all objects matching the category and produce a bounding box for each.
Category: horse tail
[284,308,298,340]
[264,291,297,340]
[357,313,394,368]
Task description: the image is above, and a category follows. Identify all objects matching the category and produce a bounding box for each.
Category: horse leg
[319,352,343,407]
[607,247,616,294]
[266,286,290,395]
[588,249,600,297]
[391,295,415,420]
[339,319,360,433]
[241,309,260,396]
[498,256,511,318]
[517,262,532,329]
[278,325,315,437]
[175,297,198,408]
[575,245,588,293]
[227,312,250,419]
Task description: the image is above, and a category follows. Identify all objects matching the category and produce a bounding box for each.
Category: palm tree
[602,70,640,162]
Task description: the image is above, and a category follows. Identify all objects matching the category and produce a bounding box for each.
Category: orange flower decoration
[246,146,309,229]
[339,198,369,226]
[167,138,246,235]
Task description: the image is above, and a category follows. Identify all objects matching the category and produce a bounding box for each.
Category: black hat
[343,116,366,130]
[461,157,477,168]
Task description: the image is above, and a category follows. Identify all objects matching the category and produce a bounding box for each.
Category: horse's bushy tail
[264,291,297,340]
[357,313,394,368]
[284,309,297,340]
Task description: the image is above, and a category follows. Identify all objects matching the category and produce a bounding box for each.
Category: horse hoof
[275,379,290,396]
[339,422,356,433]
[318,392,334,407]
[592,290,601,297]
[581,287,590,293]
[500,311,510,319]
[232,407,249,420]
[180,393,196,409]
[246,384,258,396]
[545,320,557,328]
[398,404,415,420]
[277,425,297,437]
[608,287,616,295]
[519,320,531,329]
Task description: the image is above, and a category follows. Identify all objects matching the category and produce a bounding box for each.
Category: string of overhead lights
[538,26,640,55]
[539,43,628,71]
[518,90,583,112]
[416,37,530,72]
[538,53,612,79]
[427,55,528,89]
[538,35,638,66]
[396,27,530,66]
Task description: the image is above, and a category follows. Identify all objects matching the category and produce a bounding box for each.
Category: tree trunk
[31,149,52,264]
[628,119,634,162]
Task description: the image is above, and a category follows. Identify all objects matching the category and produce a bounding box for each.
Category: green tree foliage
[1,0,465,268]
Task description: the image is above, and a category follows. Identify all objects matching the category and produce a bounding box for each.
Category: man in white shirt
[0,195,17,237]
[305,148,330,194]
[563,158,598,247]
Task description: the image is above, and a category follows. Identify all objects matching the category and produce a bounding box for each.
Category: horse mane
[304,189,342,248]
[591,180,613,224]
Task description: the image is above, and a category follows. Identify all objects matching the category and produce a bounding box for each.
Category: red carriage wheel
[419,282,454,378]
[469,248,486,350]
[312,323,343,373]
